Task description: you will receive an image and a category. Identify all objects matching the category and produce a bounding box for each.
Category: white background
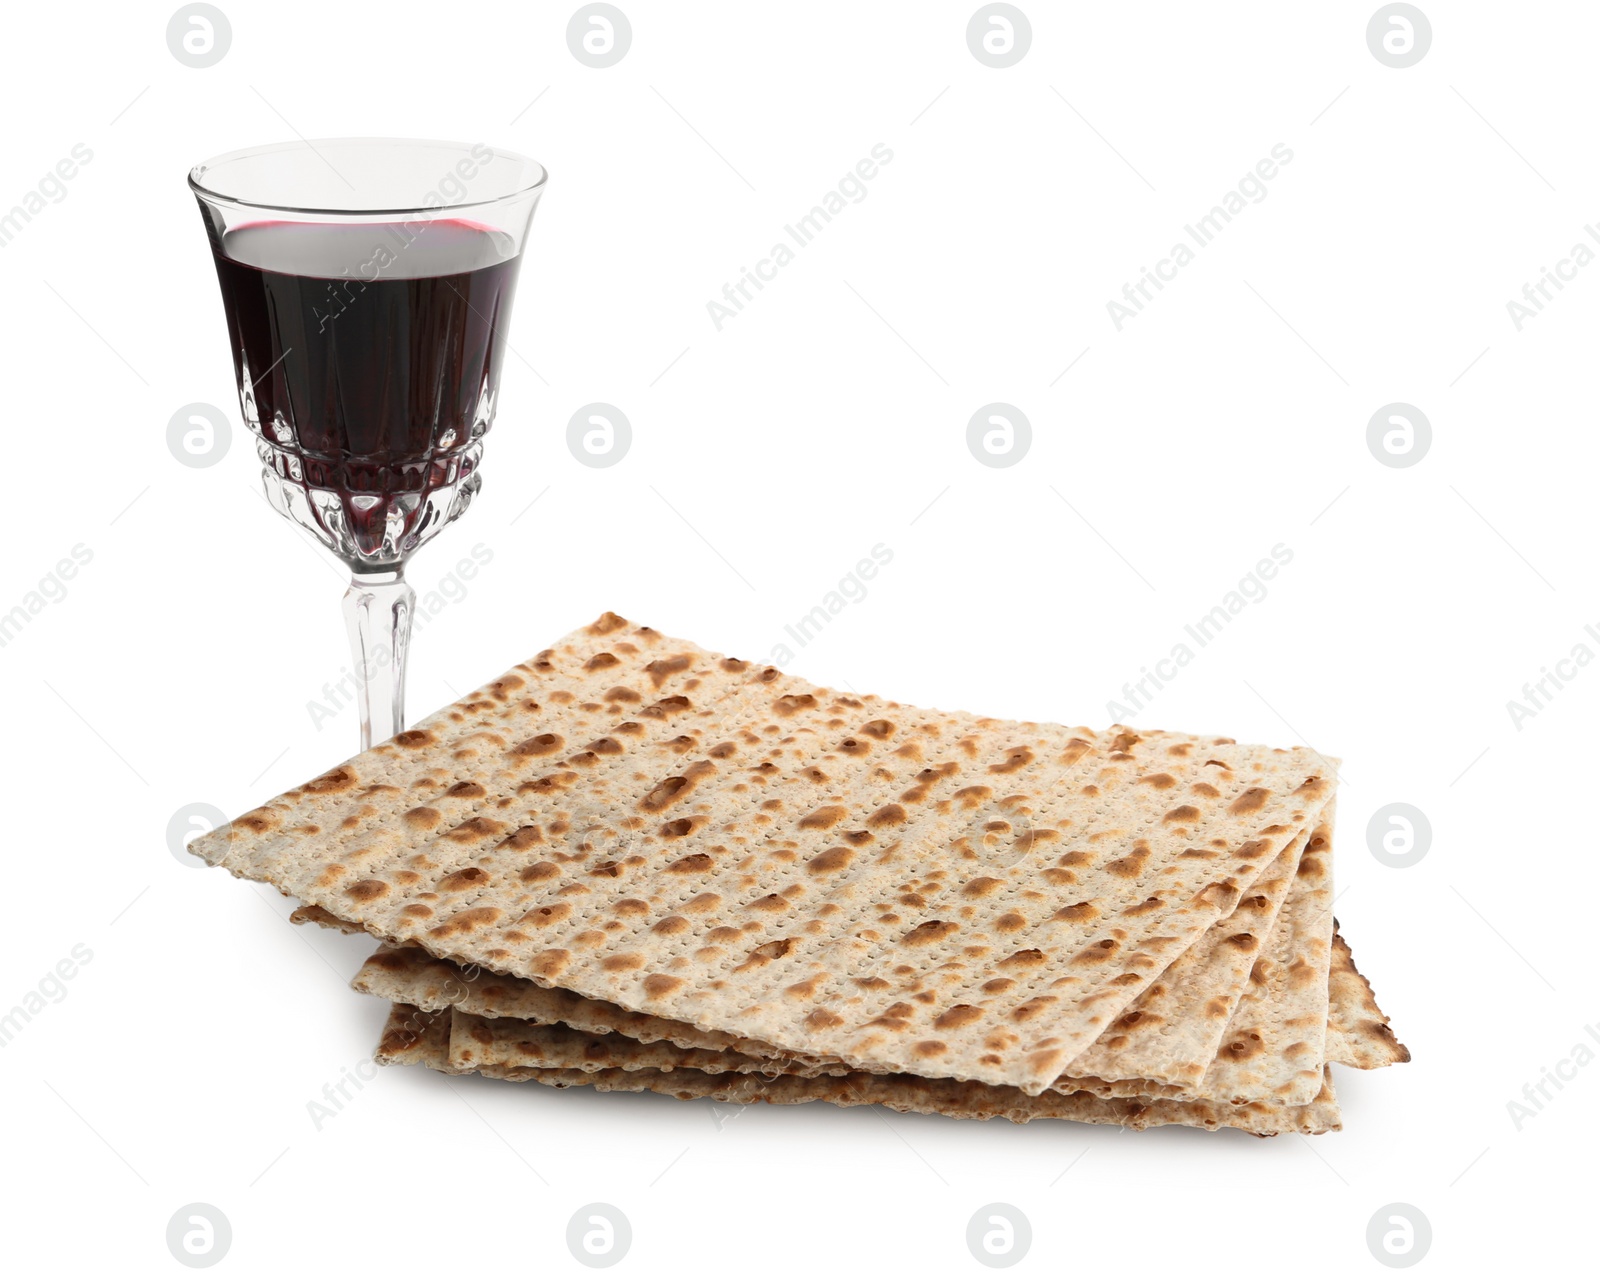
[1,1,1594,1268]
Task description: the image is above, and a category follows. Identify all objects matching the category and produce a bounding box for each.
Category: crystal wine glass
[190,138,545,748]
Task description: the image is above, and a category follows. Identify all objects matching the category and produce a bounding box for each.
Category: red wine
[209,218,521,562]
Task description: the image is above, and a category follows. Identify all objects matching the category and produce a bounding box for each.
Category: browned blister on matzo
[196,613,1337,1094]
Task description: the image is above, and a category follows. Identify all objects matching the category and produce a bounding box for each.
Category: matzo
[1060,829,1309,1092]
[346,830,1313,1098]
[194,613,1337,1094]
[447,1009,850,1078]
[1325,924,1410,1069]
[352,941,824,1065]
[375,1004,1340,1134]
[1192,807,1336,1105]
[348,910,1400,1091]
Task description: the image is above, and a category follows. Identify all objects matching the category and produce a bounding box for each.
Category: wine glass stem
[342,570,415,750]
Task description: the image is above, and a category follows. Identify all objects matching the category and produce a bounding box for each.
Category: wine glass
[190,138,545,748]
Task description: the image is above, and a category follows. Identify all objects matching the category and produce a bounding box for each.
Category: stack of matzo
[192,613,1407,1134]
